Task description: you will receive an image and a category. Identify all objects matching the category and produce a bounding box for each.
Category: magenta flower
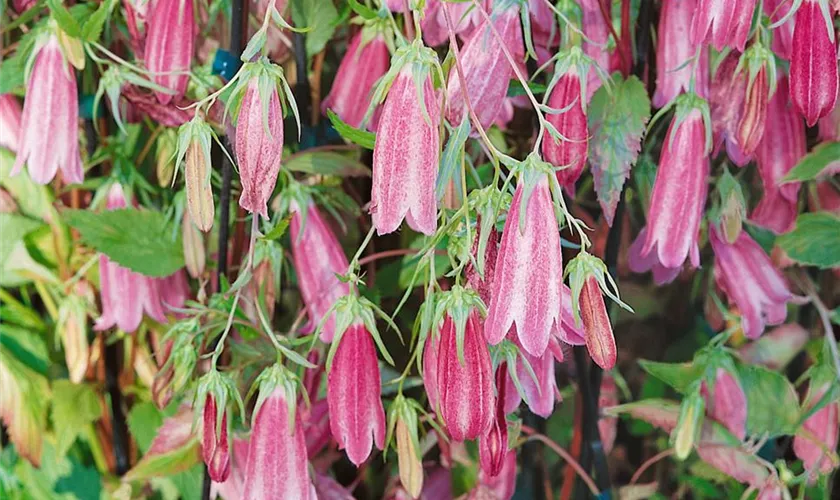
[598,375,619,454]
[504,332,561,417]
[637,100,709,270]
[485,172,563,357]
[628,226,683,285]
[710,226,794,339]
[793,382,840,479]
[201,394,231,482]
[711,52,751,166]
[479,364,509,477]
[700,367,747,440]
[751,76,805,234]
[144,0,195,103]
[580,275,616,370]
[764,0,795,59]
[445,3,524,130]
[471,450,517,500]
[580,0,612,101]
[736,62,771,156]
[819,96,840,140]
[235,76,284,218]
[12,0,36,13]
[327,323,386,465]
[423,320,441,411]
[12,35,82,185]
[371,62,440,235]
[790,0,838,126]
[654,0,710,108]
[541,68,588,193]
[0,94,22,153]
[211,438,249,500]
[437,311,495,442]
[289,201,351,342]
[243,384,314,499]
[690,0,757,51]
[322,30,390,129]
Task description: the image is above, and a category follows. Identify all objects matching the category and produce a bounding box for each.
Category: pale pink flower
[144,0,195,103]
[654,0,710,108]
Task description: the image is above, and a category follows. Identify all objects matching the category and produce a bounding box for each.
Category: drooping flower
[711,52,751,166]
[598,375,619,454]
[628,226,683,285]
[654,0,710,108]
[201,393,231,482]
[289,200,351,342]
[503,332,562,417]
[819,93,840,140]
[57,284,92,384]
[579,275,616,370]
[485,164,563,357]
[0,94,22,153]
[541,67,588,193]
[322,28,390,129]
[235,72,284,218]
[437,311,495,442]
[144,0,195,103]
[12,35,83,185]
[423,322,441,412]
[750,76,805,234]
[690,0,757,51]
[763,0,795,59]
[579,0,612,101]
[371,47,441,235]
[736,47,775,156]
[710,225,794,339]
[327,323,386,465]
[700,367,748,440]
[793,380,840,480]
[479,364,509,477]
[470,450,517,500]
[637,97,709,270]
[445,2,524,130]
[790,0,838,126]
[211,438,249,500]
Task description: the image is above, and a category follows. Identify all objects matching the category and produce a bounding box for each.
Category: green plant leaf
[64,208,185,277]
[781,142,840,182]
[0,213,45,286]
[285,151,370,177]
[261,214,293,241]
[777,212,840,269]
[638,359,703,394]
[47,0,82,37]
[327,110,376,150]
[127,402,165,454]
[588,74,651,225]
[51,381,102,457]
[81,0,116,42]
[124,408,199,482]
[736,364,800,438]
[291,0,338,57]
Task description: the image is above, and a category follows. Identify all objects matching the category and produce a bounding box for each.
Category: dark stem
[104,338,130,475]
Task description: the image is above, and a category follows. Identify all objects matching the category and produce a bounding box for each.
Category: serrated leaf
[588,74,651,225]
[124,408,199,482]
[782,142,840,182]
[776,212,840,269]
[47,0,82,37]
[736,364,800,437]
[81,0,115,42]
[638,359,703,394]
[262,214,293,241]
[64,208,185,277]
[290,0,338,57]
[285,151,370,177]
[51,381,102,457]
[327,110,376,149]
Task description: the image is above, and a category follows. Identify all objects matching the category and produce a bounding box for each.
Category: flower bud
[736,47,776,156]
[201,392,231,482]
[673,388,705,460]
[57,292,90,384]
[144,0,195,103]
[182,211,205,278]
[479,364,509,477]
[579,275,616,370]
[177,119,215,232]
[156,128,177,187]
[542,67,588,193]
[790,0,839,126]
[394,406,423,499]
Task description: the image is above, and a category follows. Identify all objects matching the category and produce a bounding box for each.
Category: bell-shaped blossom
[580,275,616,370]
[485,173,563,357]
[437,312,495,442]
[690,0,757,51]
[327,323,386,465]
[793,382,840,479]
[303,399,331,458]
[598,375,619,454]
[322,30,390,129]
[445,3,524,130]
[289,201,350,342]
[763,0,795,59]
[470,450,517,500]
[423,321,441,412]
[235,77,284,218]
[542,68,588,193]
[700,367,747,440]
[12,35,82,185]
[580,0,612,101]
[710,226,793,339]
[202,394,231,482]
[243,386,314,499]
[654,0,710,108]
[0,94,22,153]
[504,332,561,417]
[628,226,683,285]
[479,364,509,477]
[211,438,249,500]
[711,52,751,166]
[750,76,805,234]
[790,0,839,126]
[638,104,709,270]
[371,64,440,235]
[144,0,195,103]
[530,0,558,62]
[819,96,840,141]
[251,0,289,60]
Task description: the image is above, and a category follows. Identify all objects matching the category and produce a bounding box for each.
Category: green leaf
[64,208,185,277]
[782,142,840,182]
[588,74,651,225]
[54,459,101,500]
[0,149,57,221]
[777,212,840,269]
[81,0,115,42]
[0,324,49,375]
[638,359,703,394]
[736,364,800,437]
[507,79,547,97]
[127,402,165,454]
[51,381,102,457]
[327,110,376,150]
[124,409,199,482]
[290,0,338,57]
[47,0,82,37]
[285,151,370,177]
[261,214,293,241]
[0,213,45,286]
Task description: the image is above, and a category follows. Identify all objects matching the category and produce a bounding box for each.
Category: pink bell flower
[710,226,794,339]
[541,68,589,193]
[371,62,441,235]
[0,94,22,153]
[790,0,839,126]
[144,0,195,104]
[437,311,495,442]
[700,367,748,440]
[690,0,757,51]
[211,438,249,500]
[202,393,231,482]
[289,201,351,342]
[470,450,517,500]
[485,172,564,357]
[793,382,840,479]
[235,76,284,218]
[598,375,619,454]
[322,30,390,129]
[818,94,840,140]
[628,226,683,285]
[327,323,386,465]
[654,0,710,108]
[763,0,795,59]
[751,76,805,234]
[580,0,612,101]
[503,332,562,417]
[711,52,751,166]
[12,35,83,185]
